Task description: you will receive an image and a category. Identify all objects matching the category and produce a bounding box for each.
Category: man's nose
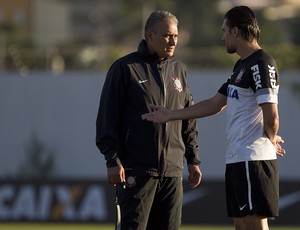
[169,36,176,45]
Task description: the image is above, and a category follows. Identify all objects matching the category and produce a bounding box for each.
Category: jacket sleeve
[182,86,201,165]
[96,60,126,167]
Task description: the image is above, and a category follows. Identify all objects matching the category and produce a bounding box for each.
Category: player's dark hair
[224,6,260,42]
[144,10,178,39]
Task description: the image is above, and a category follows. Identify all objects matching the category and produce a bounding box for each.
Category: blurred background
[0,0,299,226]
[0,0,299,73]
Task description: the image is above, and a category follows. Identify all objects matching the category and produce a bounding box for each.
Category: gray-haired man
[96,10,202,229]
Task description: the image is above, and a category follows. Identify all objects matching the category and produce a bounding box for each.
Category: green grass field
[0,223,299,230]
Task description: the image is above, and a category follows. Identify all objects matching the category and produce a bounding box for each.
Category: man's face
[221,19,237,54]
[146,20,178,60]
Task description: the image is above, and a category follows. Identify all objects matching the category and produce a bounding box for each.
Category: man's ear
[145,31,153,41]
[231,26,239,37]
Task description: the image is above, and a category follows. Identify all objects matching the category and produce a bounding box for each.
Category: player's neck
[237,41,261,60]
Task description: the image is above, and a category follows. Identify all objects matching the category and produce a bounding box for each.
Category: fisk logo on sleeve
[268,64,277,89]
[251,64,262,90]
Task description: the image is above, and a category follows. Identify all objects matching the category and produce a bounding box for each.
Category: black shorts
[225,160,279,218]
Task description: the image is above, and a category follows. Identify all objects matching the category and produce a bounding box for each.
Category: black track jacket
[96,40,199,177]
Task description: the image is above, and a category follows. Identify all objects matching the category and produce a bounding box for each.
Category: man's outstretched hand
[141,104,170,123]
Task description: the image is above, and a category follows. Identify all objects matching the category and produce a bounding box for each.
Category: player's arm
[261,102,279,143]
[261,102,286,156]
[173,92,227,120]
[142,92,227,123]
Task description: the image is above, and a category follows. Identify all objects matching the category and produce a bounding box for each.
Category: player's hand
[141,104,170,123]
[274,135,286,156]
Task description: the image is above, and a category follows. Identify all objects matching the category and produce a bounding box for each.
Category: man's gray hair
[144,10,178,35]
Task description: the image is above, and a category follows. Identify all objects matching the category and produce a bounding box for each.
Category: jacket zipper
[158,63,167,177]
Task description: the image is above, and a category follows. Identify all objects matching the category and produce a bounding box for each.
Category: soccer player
[142,6,286,230]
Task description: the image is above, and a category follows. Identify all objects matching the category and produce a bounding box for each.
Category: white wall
[0,70,299,180]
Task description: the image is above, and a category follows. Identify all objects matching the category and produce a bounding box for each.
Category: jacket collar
[138,39,172,64]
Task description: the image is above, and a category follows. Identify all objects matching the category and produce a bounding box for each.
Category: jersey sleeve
[249,60,279,105]
[218,79,229,96]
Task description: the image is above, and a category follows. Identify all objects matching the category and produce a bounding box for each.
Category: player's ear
[231,26,239,37]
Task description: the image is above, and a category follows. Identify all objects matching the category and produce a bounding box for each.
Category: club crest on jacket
[172,77,183,92]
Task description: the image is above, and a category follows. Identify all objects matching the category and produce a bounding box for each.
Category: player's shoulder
[252,49,275,63]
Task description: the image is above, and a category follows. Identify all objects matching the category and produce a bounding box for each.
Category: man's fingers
[148,104,161,110]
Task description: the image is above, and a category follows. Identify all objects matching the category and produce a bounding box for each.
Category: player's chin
[226,47,236,54]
